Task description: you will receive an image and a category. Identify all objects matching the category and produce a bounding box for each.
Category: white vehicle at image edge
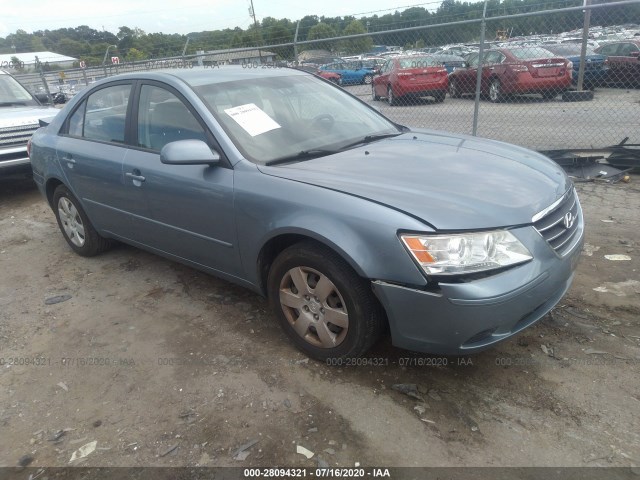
[0,70,57,175]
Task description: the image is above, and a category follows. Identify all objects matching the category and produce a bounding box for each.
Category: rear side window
[65,84,131,143]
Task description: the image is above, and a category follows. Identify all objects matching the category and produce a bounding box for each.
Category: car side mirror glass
[160,139,220,166]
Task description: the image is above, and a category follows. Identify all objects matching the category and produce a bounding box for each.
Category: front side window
[136,85,206,151]
[81,84,131,143]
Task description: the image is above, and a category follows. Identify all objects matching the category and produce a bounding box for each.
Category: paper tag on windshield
[224,103,281,136]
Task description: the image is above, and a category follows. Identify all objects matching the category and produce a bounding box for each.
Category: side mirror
[34,93,51,104]
[630,51,640,58]
[160,139,220,166]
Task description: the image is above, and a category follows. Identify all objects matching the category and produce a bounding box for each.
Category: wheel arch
[256,229,368,297]
[45,177,66,208]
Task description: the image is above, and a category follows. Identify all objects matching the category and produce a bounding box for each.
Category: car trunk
[525,58,568,77]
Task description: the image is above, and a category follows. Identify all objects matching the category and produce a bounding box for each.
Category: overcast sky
[1,0,434,38]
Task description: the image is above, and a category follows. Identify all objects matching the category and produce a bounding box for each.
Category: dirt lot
[0,173,639,471]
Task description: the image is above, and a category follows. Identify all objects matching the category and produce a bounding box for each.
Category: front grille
[0,123,39,148]
[533,188,580,256]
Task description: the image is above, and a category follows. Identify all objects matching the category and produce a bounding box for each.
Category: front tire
[53,185,111,257]
[267,241,384,361]
[433,91,446,103]
[449,79,461,98]
[372,83,380,101]
[363,74,373,85]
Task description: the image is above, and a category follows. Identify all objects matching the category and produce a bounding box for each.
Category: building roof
[200,49,277,63]
[0,51,78,65]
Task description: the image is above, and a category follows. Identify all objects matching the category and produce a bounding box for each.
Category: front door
[122,83,241,276]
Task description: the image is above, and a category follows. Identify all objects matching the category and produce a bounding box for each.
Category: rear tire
[363,74,373,85]
[52,185,111,257]
[387,86,397,106]
[433,91,446,103]
[267,241,385,361]
[542,89,558,100]
[488,79,503,103]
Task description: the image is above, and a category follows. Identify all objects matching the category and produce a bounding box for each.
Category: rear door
[55,82,143,237]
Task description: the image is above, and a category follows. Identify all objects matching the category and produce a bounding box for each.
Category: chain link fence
[14,0,640,153]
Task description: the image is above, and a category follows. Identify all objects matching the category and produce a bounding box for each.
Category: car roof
[96,65,308,88]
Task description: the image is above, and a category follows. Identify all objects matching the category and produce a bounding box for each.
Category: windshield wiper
[265,149,337,166]
[0,101,29,107]
[340,132,403,149]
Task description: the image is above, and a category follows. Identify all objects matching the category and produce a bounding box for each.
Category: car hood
[257,131,570,230]
[0,105,59,128]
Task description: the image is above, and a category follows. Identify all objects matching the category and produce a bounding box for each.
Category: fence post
[576,0,591,91]
[472,0,489,137]
[81,67,89,86]
[294,20,300,65]
[35,56,53,104]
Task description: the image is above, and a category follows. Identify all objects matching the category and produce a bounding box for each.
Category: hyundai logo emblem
[563,212,575,230]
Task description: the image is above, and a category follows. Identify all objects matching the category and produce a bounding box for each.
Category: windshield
[0,74,37,105]
[195,75,399,164]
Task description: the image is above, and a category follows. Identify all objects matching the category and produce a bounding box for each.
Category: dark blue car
[543,44,609,88]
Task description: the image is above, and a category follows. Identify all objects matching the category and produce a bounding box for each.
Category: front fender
[234,162,431,288]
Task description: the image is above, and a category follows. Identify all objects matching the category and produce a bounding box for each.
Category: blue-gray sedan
[28,66,584,360]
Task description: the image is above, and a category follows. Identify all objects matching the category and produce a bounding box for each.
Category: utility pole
[249,0,263,64]
[293,20,300,65]
[182,37,190,67]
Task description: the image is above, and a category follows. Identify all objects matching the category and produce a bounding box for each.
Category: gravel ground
[0,173,639,471]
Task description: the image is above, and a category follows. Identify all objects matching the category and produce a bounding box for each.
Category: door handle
[61,155,76,168]
[125,172,146,182]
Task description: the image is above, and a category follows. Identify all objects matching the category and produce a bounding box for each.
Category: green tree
[307,22,336,41]
[125,47,147,61]
[338,20,373,55]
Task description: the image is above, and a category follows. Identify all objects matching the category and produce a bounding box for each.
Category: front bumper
[0,148,31,175]
[372,212,584,355]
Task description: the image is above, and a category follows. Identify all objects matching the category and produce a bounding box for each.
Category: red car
[595,40,640,87]
[448,47,572,102]
[372,56,449,105]
[315,70,342,85]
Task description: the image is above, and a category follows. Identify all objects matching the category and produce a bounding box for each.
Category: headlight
[400,231,532,276]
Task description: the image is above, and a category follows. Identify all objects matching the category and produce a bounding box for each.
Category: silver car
[29,67,584,360]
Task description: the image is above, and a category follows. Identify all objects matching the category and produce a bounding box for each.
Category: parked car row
[367,42,639,106]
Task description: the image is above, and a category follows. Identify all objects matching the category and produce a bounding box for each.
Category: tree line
[1,0,636,69]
